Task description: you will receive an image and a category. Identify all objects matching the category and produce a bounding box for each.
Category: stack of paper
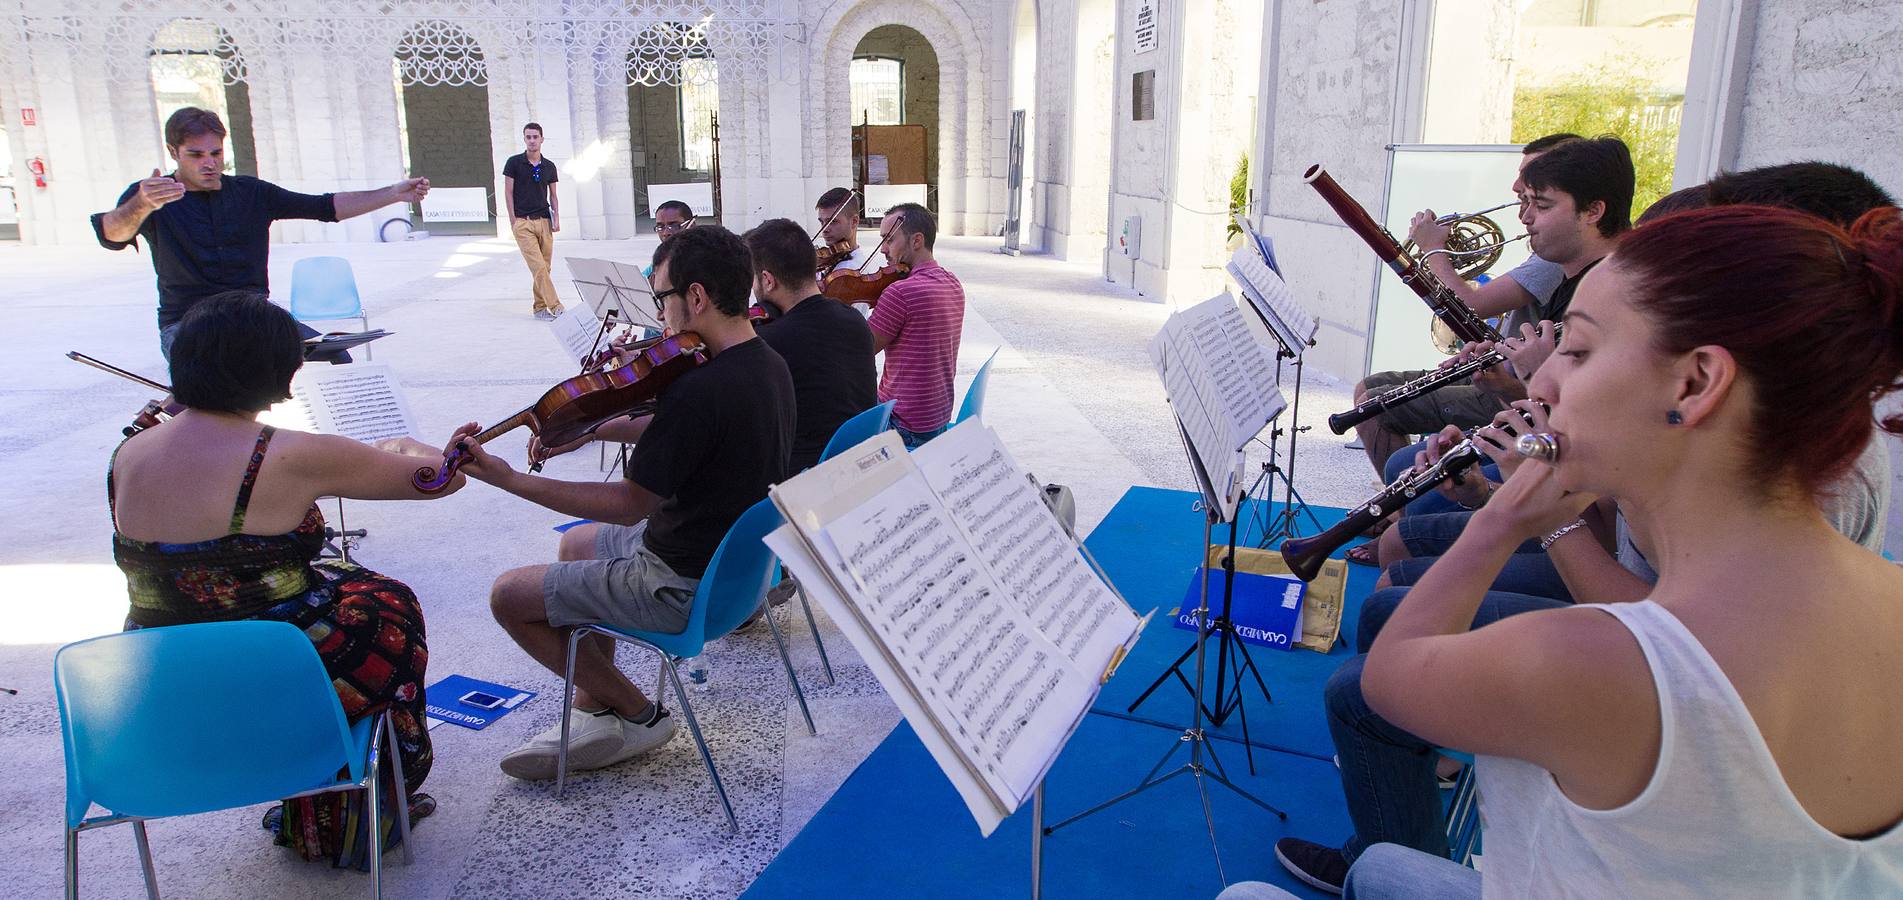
[1149,295,1288,517]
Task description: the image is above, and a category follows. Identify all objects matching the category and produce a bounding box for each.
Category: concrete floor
[0,232,1383,899]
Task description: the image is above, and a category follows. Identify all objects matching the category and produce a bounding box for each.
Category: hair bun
[1849,207,1903,332]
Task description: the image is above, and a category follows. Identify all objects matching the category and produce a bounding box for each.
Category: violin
[67,351,185,436]
[413,332,707,493]
[822,264,909,308]
[813,239,856,274]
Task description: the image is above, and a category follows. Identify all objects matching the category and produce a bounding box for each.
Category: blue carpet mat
[746,487,1382,900]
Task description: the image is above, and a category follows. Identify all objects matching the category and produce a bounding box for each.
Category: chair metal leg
[382,713,414,865]
[365,728,384,900]
[556,627,587,799]
[132,820,159,900]
[762,600,817,736]
[795,587,836,687]
[663,657,738,832]
[64,826,79,900]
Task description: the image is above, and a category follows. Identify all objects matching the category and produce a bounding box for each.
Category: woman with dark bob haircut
[1343,205,1903,896]
[108,292,466,868]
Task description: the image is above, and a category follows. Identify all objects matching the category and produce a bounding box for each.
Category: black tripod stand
[1252,346,1324,548]
[1124,495,1277,772]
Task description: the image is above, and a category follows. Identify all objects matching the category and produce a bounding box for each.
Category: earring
[1666,410,1683,425]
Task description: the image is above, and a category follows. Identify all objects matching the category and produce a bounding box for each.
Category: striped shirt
[868,258,965,432]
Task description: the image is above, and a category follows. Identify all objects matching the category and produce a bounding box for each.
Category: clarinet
[1303,165,1502,345]
[1326,324,1563,435]
[1280,439,1486,581]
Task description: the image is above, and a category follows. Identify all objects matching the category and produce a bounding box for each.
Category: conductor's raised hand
[137,168,185,212]
[441,421,511,483]
[394,177,431,203]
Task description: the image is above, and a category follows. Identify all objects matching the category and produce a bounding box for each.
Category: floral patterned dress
[109,425,432,869]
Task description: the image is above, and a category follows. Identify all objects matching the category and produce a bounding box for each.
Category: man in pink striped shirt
[869,202,965,447]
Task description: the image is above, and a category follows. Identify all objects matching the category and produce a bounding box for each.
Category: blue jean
[160,319,346,363]
[1344,843,1480,899]
[1384,553,1572,603]
[1383,442,1500,518]
[1330,591,1569,862]
[896,423,948,449]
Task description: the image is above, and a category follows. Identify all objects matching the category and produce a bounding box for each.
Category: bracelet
[1540,518,1588,551]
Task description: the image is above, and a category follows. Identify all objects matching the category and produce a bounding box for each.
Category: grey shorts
[542,521,701,635]
[1358,369,1504,436]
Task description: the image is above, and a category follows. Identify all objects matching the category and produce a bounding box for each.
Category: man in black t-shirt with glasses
[444,225,795,781]
[502,122,564,319]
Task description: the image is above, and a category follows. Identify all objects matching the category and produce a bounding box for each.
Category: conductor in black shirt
[444,225,796,781]
[91,107,430,359]
[745,218,879,471]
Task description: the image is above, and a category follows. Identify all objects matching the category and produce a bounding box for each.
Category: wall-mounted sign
[420,186,490,222]
[1132,0,1159,55]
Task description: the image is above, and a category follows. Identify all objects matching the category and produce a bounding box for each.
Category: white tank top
[1475,601,1903,897]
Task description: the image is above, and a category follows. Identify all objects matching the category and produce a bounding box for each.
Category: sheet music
[1152,295,1288,518]
[550,305,602,365]
[912,421,1138,679]
[260,363,419,443]
[1228,245,1317,353]
[1151,310,1239,507]
[821,469,1094,813]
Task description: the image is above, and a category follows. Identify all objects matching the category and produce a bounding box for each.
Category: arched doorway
[850,25,939,216]
[628,24,721,230]
[148,19,256,177]
[393,21,494,235]
[1007,0,1039,251]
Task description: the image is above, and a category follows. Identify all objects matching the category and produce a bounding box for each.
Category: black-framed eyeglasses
[652,286,685,315]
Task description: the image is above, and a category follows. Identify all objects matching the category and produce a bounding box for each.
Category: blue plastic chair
[954,349,1000,425]
[1441,748,1482,867]
[555,498,798,828]
[289,256,373,358]
[819,400,896,464]
[55,620,412,899]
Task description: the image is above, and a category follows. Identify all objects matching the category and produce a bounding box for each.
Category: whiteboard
[1367,144,1529,375]
[647,182,715,220]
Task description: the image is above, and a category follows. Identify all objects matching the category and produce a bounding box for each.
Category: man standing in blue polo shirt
[91,107,431,359]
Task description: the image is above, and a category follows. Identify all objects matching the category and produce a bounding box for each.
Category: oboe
[1280,439,1486,582]
[1327,324,1563,435]
[1303,164,1502,345]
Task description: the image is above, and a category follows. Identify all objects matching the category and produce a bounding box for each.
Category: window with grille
[679,58,719,173]
[850,56,905,125]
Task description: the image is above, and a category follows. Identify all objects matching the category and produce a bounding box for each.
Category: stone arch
[148,18,258,176]
[806,0,991,234]
[393,20,496,232]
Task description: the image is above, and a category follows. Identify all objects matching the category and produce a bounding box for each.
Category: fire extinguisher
[27,158,46,189]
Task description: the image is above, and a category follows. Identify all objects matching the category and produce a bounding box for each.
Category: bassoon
[1303,165,1502,345]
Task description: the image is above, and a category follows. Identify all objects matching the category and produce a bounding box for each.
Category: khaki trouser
[512,217,562,314]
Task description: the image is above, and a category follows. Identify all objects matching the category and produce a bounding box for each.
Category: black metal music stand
[1045,418,1286,886]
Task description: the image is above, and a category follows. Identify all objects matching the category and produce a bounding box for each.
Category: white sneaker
[598,707,677,768]
[500,707,623,781]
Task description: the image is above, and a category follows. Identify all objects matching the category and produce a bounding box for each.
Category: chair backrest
[54,621,358,828]
[288,256,364,321]
[954,349,1000,425]
[819,400,896,464]
[679,498,786,652]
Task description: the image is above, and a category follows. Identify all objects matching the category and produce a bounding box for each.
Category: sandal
[1345,543,1379,567]
[408,792,437,826]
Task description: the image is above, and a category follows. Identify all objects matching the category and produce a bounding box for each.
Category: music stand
[1047,300,1289,884]
[567,257,662,360]
[1226,219,1324,546]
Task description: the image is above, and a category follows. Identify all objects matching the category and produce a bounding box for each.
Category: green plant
[1511,54,1680,219]
[1227,153,1249,240]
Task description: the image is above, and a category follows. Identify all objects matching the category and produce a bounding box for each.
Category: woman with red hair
[1346,204,1903,896]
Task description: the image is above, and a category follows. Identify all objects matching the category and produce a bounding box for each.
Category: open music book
[258,362,420,443]
[1226,226,1317,355]
[1150,294,1287,520]
[764,420,1145,836]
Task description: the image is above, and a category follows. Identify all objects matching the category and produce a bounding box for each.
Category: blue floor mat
[744,486,1380,900]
